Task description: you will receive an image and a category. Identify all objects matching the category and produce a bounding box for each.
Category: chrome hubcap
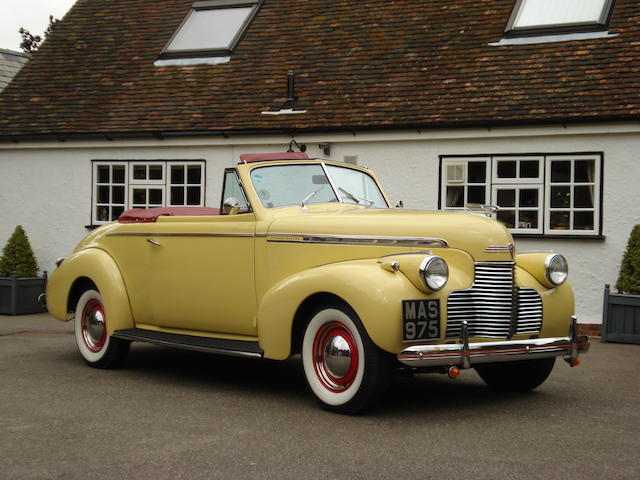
[312,321,359,392]
[324,335,352,378]
[81,299,107,352]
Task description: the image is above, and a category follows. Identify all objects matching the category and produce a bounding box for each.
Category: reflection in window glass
[166,7,254,52]
[551,161,571,182]
[222,171,249,212]
[468,162,486,183]
[520,161,539,178]
[550,211,570,230]
[149,165,163,180]
[497,161,517,178]
[98,166,110,184]
[326,165,388,208]
[497,210,516,229]
[510,0,610,30]
[574,211,594,230]
[467,186,485,204]
[497,189,516,207]
[446,186,464,208]
[574,160,595,182]
[251,165,338,208]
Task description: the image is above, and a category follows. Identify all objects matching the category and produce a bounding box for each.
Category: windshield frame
[247,161,390,209]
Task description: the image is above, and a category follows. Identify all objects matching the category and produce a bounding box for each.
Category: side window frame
[220,168,252,214]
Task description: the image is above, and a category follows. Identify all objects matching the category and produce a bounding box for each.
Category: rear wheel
[475,357,556,392]
[74,289,129,369]
[301,303,391,414]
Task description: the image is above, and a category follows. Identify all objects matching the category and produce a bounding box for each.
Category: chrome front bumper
[397,316,589,369]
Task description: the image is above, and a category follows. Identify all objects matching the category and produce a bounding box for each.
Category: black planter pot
[0,272,48,315]
[602,284,640,344]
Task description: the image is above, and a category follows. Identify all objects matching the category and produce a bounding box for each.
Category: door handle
[146,238,161,246]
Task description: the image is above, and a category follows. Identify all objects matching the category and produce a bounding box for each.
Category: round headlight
[545,254,568,286]
[419,256,449,291]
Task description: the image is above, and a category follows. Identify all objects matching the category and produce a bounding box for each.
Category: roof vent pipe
[262,69,308,115]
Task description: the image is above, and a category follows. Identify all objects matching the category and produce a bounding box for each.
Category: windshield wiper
[301,186,325,210]
[338,187,374,207]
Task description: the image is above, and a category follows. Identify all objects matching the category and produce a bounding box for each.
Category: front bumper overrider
[397,316,589,369]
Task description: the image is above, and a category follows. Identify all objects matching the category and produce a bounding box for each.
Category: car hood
[267,207,514,261]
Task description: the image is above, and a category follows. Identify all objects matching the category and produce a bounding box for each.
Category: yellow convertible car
[46,152,589,414]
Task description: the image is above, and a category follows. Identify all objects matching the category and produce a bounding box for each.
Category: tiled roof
[0,49,30,93]
[0,0,638,140]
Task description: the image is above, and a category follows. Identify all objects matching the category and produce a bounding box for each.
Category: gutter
[0,116,638,144]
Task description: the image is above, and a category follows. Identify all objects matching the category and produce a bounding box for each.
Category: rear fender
[46,248,134,333]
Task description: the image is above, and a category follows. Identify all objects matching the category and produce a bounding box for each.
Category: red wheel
[302,303,391,414]
[74,289,129,369]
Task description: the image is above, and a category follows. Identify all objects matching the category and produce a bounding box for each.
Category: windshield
[250,163,388,209]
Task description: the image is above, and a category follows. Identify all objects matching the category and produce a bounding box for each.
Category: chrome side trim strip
[266,233,448,248]
[106,232,255,238]
[397,335,590,368]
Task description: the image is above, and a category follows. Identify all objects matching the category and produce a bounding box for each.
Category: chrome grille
[446,262,542,339]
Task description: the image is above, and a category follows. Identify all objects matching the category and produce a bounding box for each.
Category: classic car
[46,152,589,414]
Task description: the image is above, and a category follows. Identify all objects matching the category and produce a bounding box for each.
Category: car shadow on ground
[82,343,549,416]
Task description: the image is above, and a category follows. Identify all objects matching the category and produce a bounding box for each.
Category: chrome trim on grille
[446,262,542,339]
[266,233,448,248]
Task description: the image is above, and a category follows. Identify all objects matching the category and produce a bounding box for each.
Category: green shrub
[0,226,39,277]
[616,224,640,295]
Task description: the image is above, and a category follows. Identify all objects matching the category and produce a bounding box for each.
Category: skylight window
[505,0,615,35]
[162,0,260,58]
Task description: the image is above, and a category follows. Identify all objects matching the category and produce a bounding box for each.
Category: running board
[112,328,263,359]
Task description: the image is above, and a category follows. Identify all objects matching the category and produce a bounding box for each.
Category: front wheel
[475,357,556,392]
[301,303,391,414]
[74,289,130,369]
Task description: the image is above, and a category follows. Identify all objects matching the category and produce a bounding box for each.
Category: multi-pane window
[506,0,615,35]
[92,161,205,224]
[441,154,602,236]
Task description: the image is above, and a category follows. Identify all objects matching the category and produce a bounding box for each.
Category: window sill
[512,234,605,240]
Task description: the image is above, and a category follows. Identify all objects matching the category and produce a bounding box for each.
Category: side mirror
[223,197,241,215]
[395,200,404,209]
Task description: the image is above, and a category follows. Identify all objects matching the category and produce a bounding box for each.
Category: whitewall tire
[74,289,129,369]
[302,303,391,414]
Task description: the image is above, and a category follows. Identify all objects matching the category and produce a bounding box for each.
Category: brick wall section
[0,0,639,138]
[579,323,602,338]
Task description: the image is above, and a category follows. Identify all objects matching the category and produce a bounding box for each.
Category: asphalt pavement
[1,313,638,480]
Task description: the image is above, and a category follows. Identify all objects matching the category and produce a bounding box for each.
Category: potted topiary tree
[602,224,640,344]
[0,226,47,315]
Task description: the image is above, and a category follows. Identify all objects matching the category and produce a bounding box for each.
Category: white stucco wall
[1,122,638,324]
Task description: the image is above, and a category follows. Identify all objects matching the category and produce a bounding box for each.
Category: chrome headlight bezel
[419,255,449,291]
[545,253,568,286]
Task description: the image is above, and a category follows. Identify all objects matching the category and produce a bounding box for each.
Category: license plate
[402,299,440,342]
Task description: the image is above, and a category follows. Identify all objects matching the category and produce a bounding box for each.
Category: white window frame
[441,154,602,236]
[440,156,491,211]
[93,162,129,225]
[91,160,206,225]
[167,161,206,206]
[129,162,166,185]
[492,184,544,234]
[544,155,601,236]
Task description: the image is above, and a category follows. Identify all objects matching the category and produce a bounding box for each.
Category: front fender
[257,256,473,360]
[46,248,134,333]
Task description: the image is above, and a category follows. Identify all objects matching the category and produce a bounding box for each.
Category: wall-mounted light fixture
[318,143,331,156]
[287,139,307,152]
